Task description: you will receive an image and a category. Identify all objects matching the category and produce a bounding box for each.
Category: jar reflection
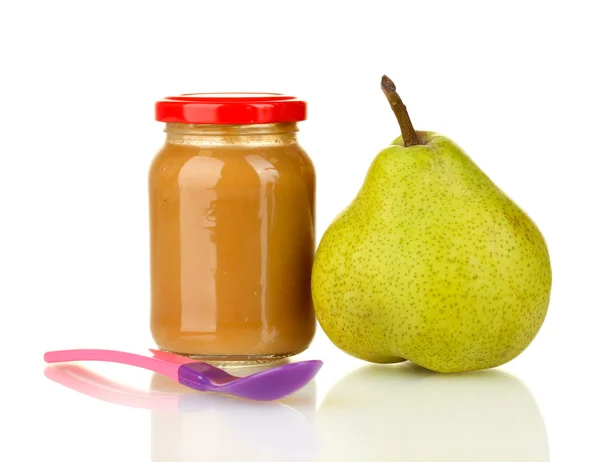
[149,369,318,462]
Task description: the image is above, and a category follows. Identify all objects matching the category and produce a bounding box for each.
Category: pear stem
[381,75,423,147]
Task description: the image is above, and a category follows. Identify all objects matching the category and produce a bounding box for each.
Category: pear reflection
[149,368,319,462]
[317,364,549,462]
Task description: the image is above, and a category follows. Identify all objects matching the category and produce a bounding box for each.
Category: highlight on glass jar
[149,93,316,365]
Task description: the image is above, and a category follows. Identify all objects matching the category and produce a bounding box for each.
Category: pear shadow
[317,363,549,461]
[44,364,319,461]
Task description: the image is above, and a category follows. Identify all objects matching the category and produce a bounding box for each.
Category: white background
[1,0,599,461]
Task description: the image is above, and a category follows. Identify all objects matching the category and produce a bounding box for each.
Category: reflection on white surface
[45,364,319,462]
[316,363,549,461]
[44,360,549,461]
[149,371,318,462]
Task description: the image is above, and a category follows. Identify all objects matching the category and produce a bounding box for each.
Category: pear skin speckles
[311,132,552,373]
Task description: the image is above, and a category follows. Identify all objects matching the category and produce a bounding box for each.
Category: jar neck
[164,123,298,146]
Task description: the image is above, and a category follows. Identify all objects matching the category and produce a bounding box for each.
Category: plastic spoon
[44,349,323,401]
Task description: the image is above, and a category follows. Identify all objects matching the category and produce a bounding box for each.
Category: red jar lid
[155,93,307,124]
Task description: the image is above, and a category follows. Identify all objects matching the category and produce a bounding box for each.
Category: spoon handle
[44,349,180,381]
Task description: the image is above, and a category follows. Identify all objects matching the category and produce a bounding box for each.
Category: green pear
[311,75,552,372]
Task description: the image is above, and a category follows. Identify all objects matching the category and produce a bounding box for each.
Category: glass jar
[149,94,316,364]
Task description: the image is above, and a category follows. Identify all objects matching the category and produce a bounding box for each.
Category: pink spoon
[43,349,323,401]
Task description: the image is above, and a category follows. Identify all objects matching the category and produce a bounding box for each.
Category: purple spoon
[43,349,323,401]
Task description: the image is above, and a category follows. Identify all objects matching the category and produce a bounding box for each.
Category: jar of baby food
[149,93,316,364]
